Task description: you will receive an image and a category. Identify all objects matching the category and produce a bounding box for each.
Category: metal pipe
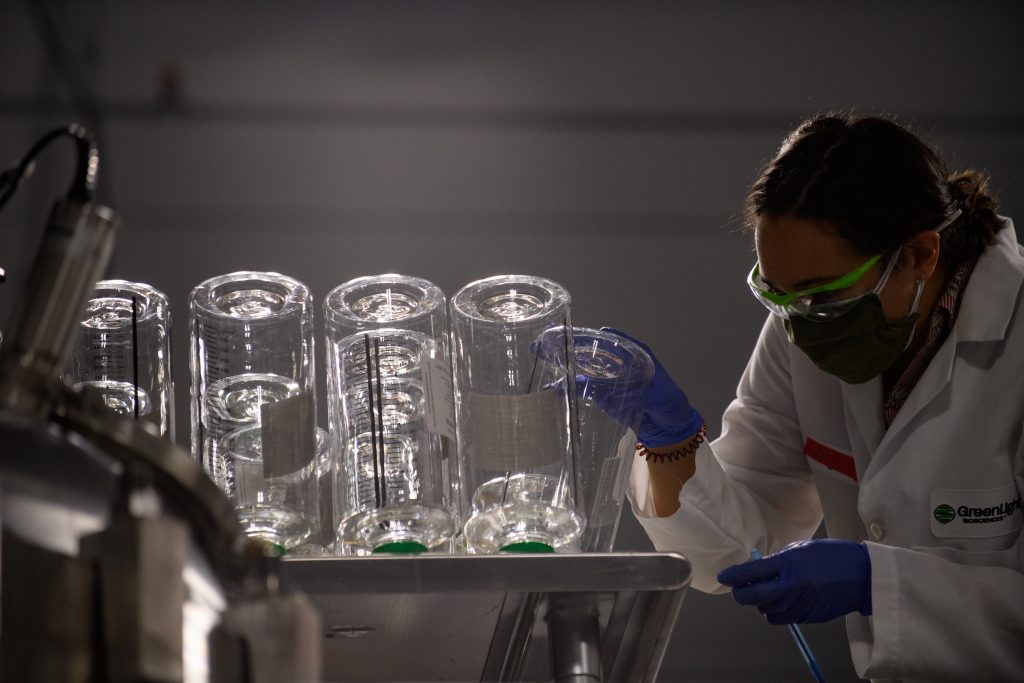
[549,592,602,682]
[0,199,117,417]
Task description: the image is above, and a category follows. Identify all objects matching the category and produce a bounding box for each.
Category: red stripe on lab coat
[803,438,858,482]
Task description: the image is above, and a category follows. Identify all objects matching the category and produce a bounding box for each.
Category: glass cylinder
[450,275,584,553]
[286,426,335,556]
[67,280,174,438]
[324,274,449,353]
[557,328,654,552]
[189,271,319,552]
[325,275,457,554]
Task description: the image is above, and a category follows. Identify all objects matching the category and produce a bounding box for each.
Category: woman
[617,113,1023,681]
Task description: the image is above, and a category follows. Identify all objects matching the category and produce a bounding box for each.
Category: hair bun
[943,169,1001,251]
[946,170,991,213]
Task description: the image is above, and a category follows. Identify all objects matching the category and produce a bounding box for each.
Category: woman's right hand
[601,328,703,448]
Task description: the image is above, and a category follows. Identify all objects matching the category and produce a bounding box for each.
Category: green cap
[373,540,429,554]
[499,541,555,553]
[258,540,288,557]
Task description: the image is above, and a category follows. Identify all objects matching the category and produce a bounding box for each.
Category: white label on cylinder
[462,390,566,470]
[261,392,316,477]
[422,352,457,444]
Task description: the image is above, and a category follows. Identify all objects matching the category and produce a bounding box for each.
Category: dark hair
[745,113,1003,268]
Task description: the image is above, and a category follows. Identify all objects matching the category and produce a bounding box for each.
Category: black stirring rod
[131,295,139,420]
[364,334,382,508]
[374,338,387,507]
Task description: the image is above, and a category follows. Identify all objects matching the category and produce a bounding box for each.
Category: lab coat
[629,221,1024,682]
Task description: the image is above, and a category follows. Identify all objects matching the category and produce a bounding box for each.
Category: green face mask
[783,281,924,384]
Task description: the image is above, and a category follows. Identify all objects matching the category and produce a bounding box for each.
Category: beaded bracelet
[635,421,707,463]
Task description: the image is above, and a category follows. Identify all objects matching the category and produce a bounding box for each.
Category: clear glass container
[67,280,174,438]
[325,274,457,554]
[189,271,319,552]
[549,328,654,552]
[324,274,449,354]
[283,426,334,556]
[450,275,584,553]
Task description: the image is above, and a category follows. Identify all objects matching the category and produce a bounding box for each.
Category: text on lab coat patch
[930,482,1023,539]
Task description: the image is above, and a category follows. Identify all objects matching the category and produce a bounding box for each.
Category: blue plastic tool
[750,548,826,683]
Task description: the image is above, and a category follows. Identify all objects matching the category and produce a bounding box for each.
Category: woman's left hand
[717,539,872,624]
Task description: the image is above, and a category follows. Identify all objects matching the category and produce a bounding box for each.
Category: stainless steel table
[284,552,691,682]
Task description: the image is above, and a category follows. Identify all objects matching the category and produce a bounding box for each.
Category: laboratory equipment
[601,327,704,449]
[544,327,654,552]
[311,424,338,552]
[285,550,691,682]
[450,275,584,553]
[0,124,319,683]
[324,273,450,351]
[67,279,174,438]
[325,274,457,553]
[190,271,320,551]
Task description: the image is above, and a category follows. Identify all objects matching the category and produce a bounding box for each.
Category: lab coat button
[869,521,885,540]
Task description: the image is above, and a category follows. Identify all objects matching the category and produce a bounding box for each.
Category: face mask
[783,281,925,384]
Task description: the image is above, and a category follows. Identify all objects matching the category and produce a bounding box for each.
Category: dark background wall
[2,2,1022,681]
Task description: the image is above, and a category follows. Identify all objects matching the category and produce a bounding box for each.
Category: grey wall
[2,1,1022,681]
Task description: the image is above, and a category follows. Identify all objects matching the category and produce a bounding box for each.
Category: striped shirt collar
[883,257,979,429]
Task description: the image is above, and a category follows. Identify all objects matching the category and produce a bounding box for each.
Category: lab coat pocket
[911,537,1021,567]
[924,482,1022,553]
[929,482,1023,540]
[923,419,1024,552]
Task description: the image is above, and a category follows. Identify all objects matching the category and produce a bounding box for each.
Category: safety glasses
[747,208,962,321]
[748,251,899,320]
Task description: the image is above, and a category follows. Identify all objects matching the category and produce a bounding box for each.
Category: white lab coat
[629,221,1024,682]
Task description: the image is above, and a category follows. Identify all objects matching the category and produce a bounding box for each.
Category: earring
[909,279,926,312]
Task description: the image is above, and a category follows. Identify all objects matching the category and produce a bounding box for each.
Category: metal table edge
[283,551,692,595]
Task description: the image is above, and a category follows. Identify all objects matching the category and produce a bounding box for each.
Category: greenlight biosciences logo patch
[934,504,956,524]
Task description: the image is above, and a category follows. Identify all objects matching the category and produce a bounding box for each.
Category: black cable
[0,124,98,211]
[0,124,99,283]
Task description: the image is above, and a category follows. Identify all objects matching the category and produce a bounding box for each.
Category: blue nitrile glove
[599,328,703,447]
[717,539,872,625]
[530,330,652,434]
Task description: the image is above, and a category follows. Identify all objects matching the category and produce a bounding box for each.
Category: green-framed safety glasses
[747,207,963,321]
[747,251,894,320]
